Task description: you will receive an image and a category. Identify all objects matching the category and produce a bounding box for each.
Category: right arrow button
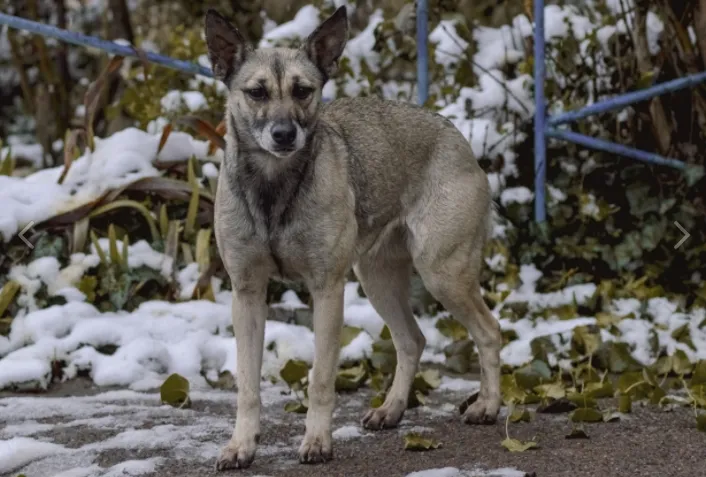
[674,221,691,250]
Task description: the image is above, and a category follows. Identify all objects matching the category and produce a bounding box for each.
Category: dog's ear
[304,6,349,81]
[205,9,249,83]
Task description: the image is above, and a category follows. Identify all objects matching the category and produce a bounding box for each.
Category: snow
[0,437,69,475]
[259,5,321,48]
[160,90,208,113]
[0,127,218,242]
[406,468,528,477]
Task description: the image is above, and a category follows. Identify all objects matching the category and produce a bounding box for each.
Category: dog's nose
[271,121,297,147]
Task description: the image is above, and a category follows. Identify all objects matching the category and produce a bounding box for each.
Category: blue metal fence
[0,12,212,77]
[530,0,706,223]
[2,2,704,226]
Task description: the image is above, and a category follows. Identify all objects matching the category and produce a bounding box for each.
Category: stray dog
[206,6,502,470]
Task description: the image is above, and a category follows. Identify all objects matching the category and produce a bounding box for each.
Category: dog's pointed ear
[205,9,248,83]
[304,6,349,80]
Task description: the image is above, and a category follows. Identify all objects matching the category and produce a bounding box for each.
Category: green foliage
[160,373,191,408]
[403,432,441,451]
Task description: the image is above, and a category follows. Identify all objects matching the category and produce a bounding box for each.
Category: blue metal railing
[531,0,706,223]
[0,12,212,77]
[416,0,429,105]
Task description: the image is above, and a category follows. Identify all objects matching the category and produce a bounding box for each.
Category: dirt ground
[2,377,705,477]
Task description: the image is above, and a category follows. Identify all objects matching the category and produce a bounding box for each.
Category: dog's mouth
[269,145,298,158]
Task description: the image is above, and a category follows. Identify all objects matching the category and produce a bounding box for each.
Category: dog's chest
[239,177,316,282]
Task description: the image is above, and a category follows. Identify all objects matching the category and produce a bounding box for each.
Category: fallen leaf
[500,438,539,452]
[404,432,441,451]
[280,359,309,386]
[570,408,603,423]
[160,373,191,408]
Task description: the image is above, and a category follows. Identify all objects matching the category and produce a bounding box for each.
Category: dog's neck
[223,113,319,232]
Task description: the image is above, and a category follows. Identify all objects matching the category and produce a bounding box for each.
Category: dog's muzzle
[270,120,297,150]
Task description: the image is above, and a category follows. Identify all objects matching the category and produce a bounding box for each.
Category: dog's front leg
[299,281,345,464]
[217,286,268,471]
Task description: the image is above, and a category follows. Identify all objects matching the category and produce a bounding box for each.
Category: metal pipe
[548,70,706,126]
[546,128,687,170]
[533,0,547,223]
[416,0,429,105]
[0,12,213,77]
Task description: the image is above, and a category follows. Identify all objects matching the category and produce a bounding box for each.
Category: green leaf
[691,360,706,386]
[89,200,161,243]
[534,382,566,400]
[509,409,532,423]
[584,381,614,399]
[501,374,527,405]
[566,393,598,409]
[0,280,21,317]
[570,408,603,423]
[594,342,643,374]
[335,364,368,392]
[371,339,397,374]
[379,325,392,340]
[284,400,308,413]
[407,389,427,409]
[403,432,441,451]
[618,394,632,413]
[413,369,442,395]
[107,224,121,267]
[184,181,200,240]
[160,373,191,408]
[697,414,706,432]
[443,338,475,373]
[340,326,363,347]
[370,392,386,409]
[672,350,693,375]
[435,317,468,341]
[636,70,656,89]
[280,359,309,386]
[500,438,539,452]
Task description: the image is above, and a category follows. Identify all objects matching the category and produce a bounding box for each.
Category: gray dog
[205,6,502,470]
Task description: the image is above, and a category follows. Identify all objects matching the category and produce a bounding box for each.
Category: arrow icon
[674,221,690,249]
[19,221,35,249]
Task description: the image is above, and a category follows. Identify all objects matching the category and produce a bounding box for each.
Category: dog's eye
[246,87,267,100]
[292,85,314,100]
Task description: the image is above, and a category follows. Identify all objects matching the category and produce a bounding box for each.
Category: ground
[2,374,703,477]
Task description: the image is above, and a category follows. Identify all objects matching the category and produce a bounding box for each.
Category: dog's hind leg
[408,156,502,424]
[216,283,269,470]
[356,236,426,430]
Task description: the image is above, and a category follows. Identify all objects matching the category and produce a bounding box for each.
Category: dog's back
[318,95,491,253]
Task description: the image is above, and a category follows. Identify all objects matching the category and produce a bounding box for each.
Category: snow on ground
[1,378,530,477]
[406,468,528,477]
[1,240,704,392]
[0,385,285,475]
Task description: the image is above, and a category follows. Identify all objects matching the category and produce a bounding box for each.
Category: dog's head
[205,7,349,159]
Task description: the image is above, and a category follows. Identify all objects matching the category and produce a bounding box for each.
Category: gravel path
[1,377,704,477]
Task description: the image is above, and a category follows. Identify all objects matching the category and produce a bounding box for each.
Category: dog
[206,5,502,470]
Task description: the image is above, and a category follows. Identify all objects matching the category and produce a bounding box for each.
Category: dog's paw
[298,433,333,465]
[215,440,257,471]
[461,397,500,425]
[361,399,406,430]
